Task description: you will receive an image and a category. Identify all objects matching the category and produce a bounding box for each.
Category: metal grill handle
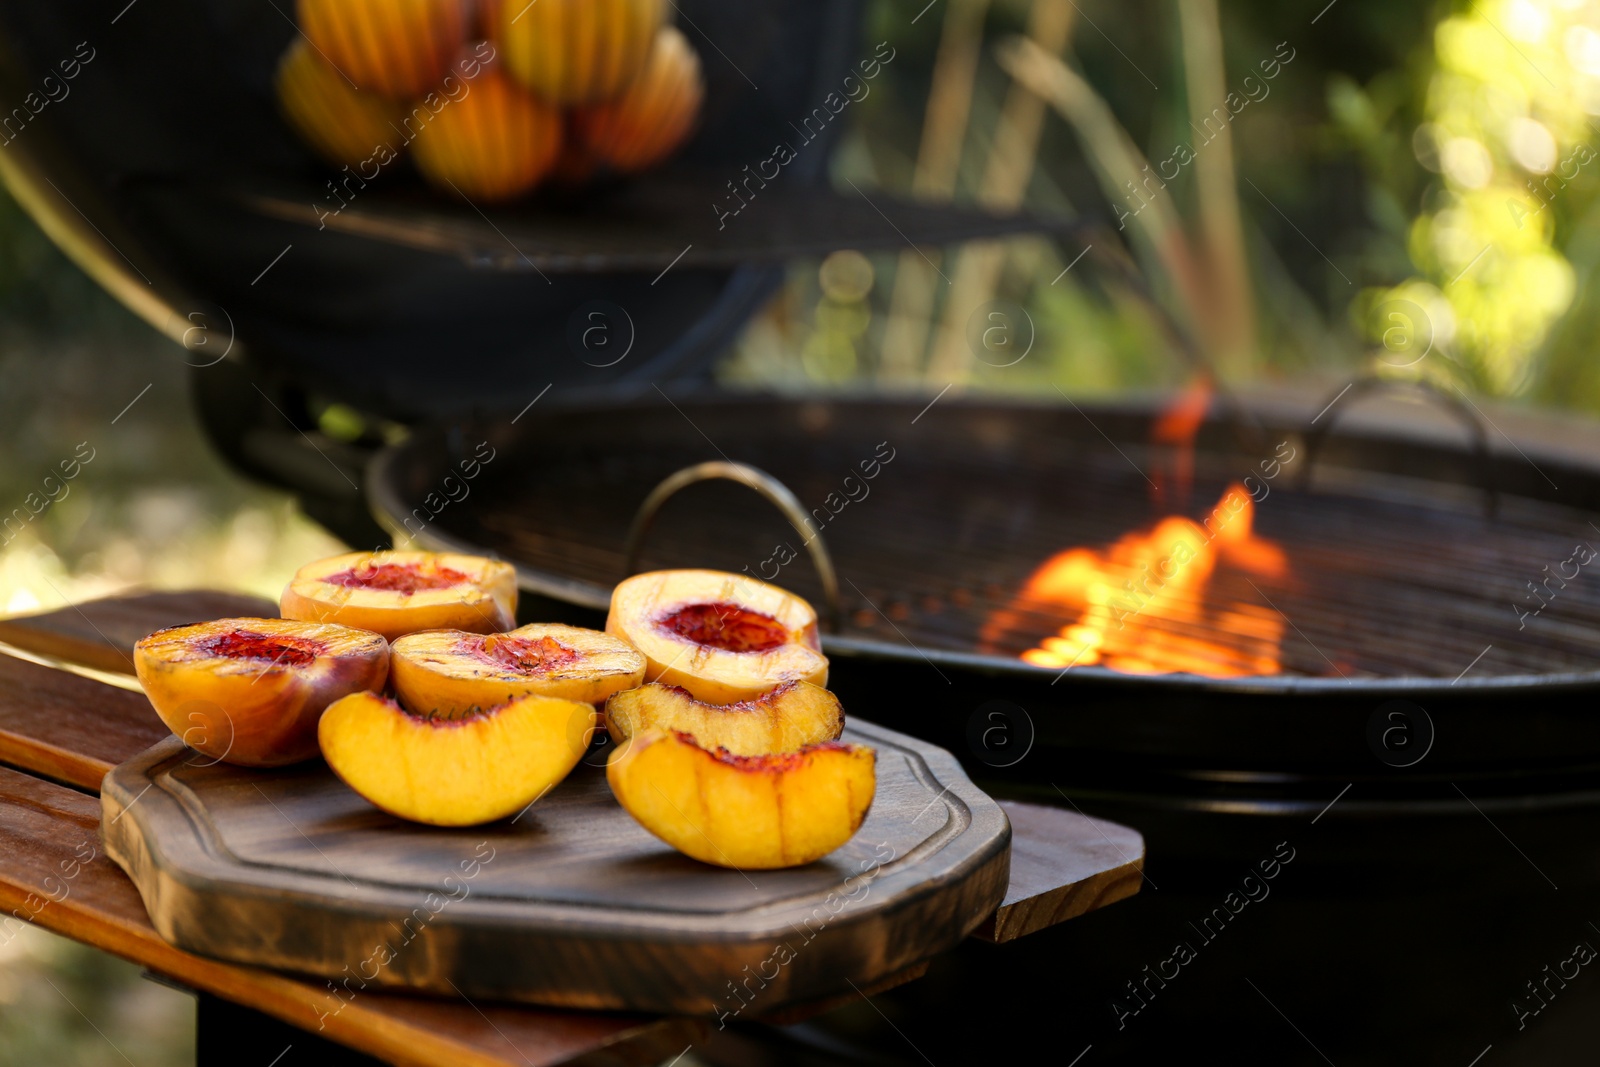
[1297,377,1500,519]
[622,461,843,633]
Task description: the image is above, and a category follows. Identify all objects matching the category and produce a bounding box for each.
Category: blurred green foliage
[0,925,193,1066]
[730,0,1600,415]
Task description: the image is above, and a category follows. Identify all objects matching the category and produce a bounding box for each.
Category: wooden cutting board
[102,718,1010,1016]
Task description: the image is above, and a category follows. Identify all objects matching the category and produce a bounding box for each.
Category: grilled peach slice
[276,39,407,169]
[605,681,842,756]
[319,691,594,826]
[606,570,828,704]
[575,27,703,173]
[608,730,875,868]
[490,0,665,105]
[280,551,516,641]
[134,618,388,767]
[392,623,645,717]
[297,0,470,99]
[411,63,563,201]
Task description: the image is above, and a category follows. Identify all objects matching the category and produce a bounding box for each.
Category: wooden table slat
[0,763,700,1067]
[976,800,1144,942]
[0,650,168,789]
[0,590,278,677]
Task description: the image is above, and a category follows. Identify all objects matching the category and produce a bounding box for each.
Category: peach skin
[134,618,389,767]
[276,39,408,169]
[410,63,562,201]
[575,27,703,173]
[296,0,470,99]
[489,0,664,105]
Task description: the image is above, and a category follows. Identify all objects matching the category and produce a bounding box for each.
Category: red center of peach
[656,603,788,653]
[474,634,580,675]
[324,562,470,595]
[198,630,323,666]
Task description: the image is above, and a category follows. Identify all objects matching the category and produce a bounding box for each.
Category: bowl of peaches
[133,551,874,869]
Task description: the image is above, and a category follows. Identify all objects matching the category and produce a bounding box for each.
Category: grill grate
[395,398,1600,681]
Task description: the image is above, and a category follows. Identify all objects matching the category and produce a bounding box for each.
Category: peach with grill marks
[280,550,516,641]
[605,680,842,756]
[605,569,828,704]
[392,623,645,717]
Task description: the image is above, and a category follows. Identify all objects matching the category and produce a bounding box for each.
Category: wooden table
[0,591,1144,1066]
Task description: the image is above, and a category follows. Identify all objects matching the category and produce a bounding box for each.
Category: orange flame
[1151,378,1213,509]
[989,483,1289,677]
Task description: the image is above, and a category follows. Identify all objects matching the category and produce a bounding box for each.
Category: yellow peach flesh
[607,729,875,868]
[319,691,595,826]
[605,681,843,755]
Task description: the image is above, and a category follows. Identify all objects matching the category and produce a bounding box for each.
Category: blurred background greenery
[5,0,1600,1061]
[729,0,1600,409]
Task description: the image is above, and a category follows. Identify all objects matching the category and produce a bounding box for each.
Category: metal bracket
[622,461,843,633]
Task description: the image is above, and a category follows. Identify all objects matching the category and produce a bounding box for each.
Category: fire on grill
[983,385,1289,678]
[985,483,1287,677]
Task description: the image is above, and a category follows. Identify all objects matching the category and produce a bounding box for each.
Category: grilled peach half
[319,691,595,826]
[134,618,389,767]
[297,0,470,99]
[276,39,407,169]
[608,730,875,869]
[392,623,645,717]
[575,27,703,173]
[280,550,516,641]
[605,681,842,756]
[606,569,828,704]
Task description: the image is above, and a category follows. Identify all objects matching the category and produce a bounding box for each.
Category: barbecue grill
[362,391,1600,1063]
[371,389,1600,772]
[360,385,1600,1062]
[5,0,1600,1062]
